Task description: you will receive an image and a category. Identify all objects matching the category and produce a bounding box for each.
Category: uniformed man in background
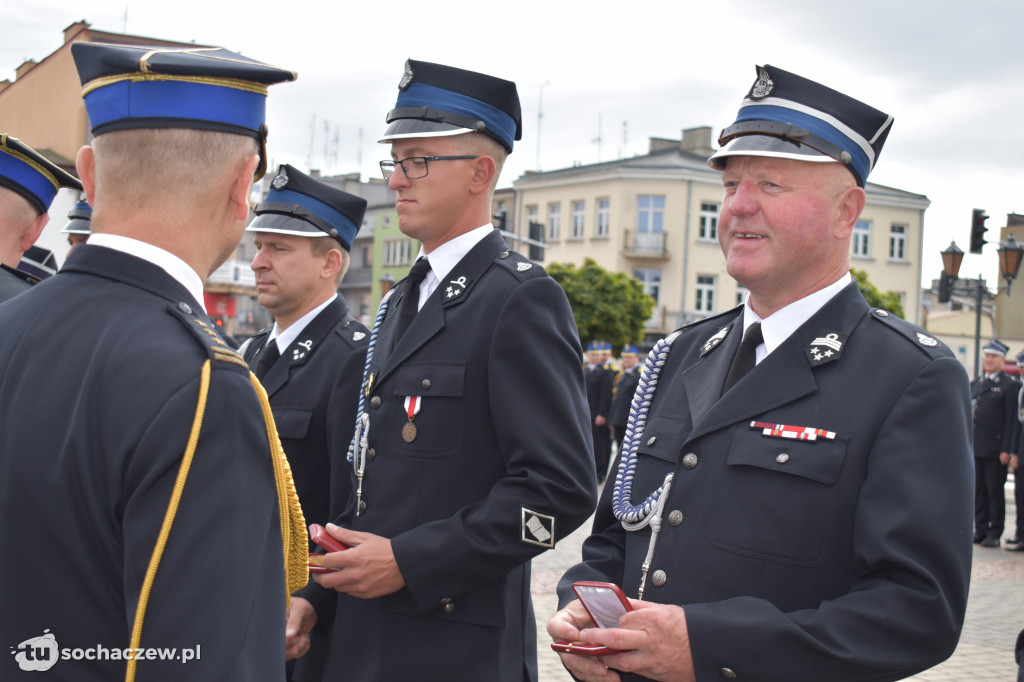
[0,43,304,681]
[1008,348,1024,552]
[0,135,82,301]
[608,344,642,454]
[549,64,973,682]
[586,340,614,483]
[61,192,92,255]
[306,58,597,682]
[972,339,1018,547]
[240,164,370,680]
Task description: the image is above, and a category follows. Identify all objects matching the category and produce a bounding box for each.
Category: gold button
[682,453,698,469]
[367,448,376,462]
[720,669,737,680]
[651,569,667,587]
[370,396,381,408]
[668,510,683,527]
[776,453,789,464]
[422,379,431,390]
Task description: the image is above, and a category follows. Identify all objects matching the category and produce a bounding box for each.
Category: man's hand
[1000,452,1011,466]
[1012,454,1019,470]
[549,600,696,682]
[285,597,317,661]
[310,524,406,599]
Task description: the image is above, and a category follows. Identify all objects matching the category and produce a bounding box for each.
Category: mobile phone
[307,524,348,574]
[550,581,633,656]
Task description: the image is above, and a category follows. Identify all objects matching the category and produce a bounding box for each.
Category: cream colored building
[509,127,931,339]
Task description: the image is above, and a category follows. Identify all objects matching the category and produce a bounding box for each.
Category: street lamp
[939,234,1024,377]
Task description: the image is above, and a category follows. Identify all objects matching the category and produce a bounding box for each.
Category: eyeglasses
[379,155,479,180]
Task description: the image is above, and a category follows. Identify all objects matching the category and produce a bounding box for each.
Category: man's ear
[834,186,866,239]
[19,213,49,253]
[230,154,261,221]
[76,146,96,206]
[468,156,496,195]
[323,247,343,280]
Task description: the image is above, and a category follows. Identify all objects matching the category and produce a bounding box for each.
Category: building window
[547,203,561,242]
[695,275,716,314]
[571,201,585,240]
[637,195,665,234]
[383,239,412,267]
[361,246,372,268]
[633,268,661,306]
[735,284,748,307]
[853,220,871,258]
[595,198,610,238]
[699,202,719,241]
[889,223,907,260]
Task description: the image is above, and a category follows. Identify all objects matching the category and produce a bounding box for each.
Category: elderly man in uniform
[61,193,93,256]
[0,135,82,301]
[549,64,973,682]
[971,339,1019,547]
[240,164,370,680]
[0,43,305,681]
[303,58,597,682]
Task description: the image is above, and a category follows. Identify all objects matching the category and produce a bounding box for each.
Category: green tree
[547,258,656,350]
[850,267,904,318]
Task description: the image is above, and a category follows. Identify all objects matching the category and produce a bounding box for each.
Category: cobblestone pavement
[531,480,1024,681]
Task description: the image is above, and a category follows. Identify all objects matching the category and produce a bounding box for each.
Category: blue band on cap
[395,82,517,151]
[735,104,871,185]
[0,151,57,210]
[83,79,267,135]
[266,187,358,246]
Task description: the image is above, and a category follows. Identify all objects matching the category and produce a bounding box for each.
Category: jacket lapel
[261,298,347,396]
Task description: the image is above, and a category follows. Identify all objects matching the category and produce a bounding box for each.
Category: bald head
[0,186,48,268]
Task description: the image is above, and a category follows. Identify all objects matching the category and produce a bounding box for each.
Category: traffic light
[969,208,989,254]
[938,274,951,304]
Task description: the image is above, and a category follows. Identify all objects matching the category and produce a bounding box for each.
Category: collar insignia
[752,67,775,99]
[700,325,731,356]
[444,275,471,302]
[806,331,846,366]
[271,167,289,190]
[291,338,313,364]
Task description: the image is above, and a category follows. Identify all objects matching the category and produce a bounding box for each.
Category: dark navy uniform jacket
[243,296,368,532]
[586,363,613,422]
[0,245,287,681]
[326,229,597,682]
[971,370,1019,458]
[559,283,974,682]
[609,367,641,432]
[0,262,38,302]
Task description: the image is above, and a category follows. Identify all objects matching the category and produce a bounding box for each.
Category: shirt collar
[268,293,337,352]
[417,224,494,286]
[741,272,852,360]
[87,233,206,313]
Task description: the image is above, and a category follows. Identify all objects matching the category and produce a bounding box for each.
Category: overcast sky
[3,0,1021,287]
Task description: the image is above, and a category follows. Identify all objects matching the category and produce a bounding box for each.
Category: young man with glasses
[299,59,597,682]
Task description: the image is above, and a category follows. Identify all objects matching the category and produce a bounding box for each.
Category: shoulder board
[167,302,250,370]
[868,308,953,359]
[494,249,545,280]
[333,315,370,348]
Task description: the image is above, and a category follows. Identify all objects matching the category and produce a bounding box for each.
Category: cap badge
[751,66,775,99]
[700,325,731,356]
[916,332,938,347]
[806,331,846,366]
[399,60,415,90]
[271,167,289,190]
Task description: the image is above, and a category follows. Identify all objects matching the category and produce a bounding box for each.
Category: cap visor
[377,118,474,143]
[246,212,332,238]
[708,135,836,170]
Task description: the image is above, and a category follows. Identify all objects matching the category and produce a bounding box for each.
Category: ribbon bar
[750,421,836,441]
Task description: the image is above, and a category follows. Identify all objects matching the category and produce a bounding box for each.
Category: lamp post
[940,234,1024,377]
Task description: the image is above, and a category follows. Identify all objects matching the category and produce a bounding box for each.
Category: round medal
[402,421,417,442]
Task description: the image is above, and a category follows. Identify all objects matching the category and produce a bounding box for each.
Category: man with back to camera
[0,42,306,681]
[548,64,973,682]
[298,58,597,682]
[0,135,82,301]
[240,163,370,680]
[61,192,92,256]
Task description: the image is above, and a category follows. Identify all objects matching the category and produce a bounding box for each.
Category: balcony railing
[623,229,668,258]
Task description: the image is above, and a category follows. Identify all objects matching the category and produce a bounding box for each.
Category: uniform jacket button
[719,668,737,679]
[651,569,667,587]
[668,510,683,527]
[422,379,431,390]
[440,597,455,613]
[367,448,376,462]
[646,436,657,446]
[178,302,192,314]
[370,396,381,409]
[682,453,698,469]
[358,500,367,514]
[776,453,789,464]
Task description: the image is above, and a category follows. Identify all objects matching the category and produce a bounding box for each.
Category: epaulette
[333,315,370,348]
[494,249,545,280]
[167,302,250,369]
[868,308,953,359]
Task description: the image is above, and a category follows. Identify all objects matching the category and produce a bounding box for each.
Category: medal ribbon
[749,421,836,441]
[404,395,421,420]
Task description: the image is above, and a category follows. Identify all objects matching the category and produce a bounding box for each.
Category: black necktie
[395,258,432,340]
[255,340,280,380]
[722,322,763,394]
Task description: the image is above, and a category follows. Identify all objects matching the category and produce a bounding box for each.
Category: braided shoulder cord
[611,329,683,525]
[347,289,393,465]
